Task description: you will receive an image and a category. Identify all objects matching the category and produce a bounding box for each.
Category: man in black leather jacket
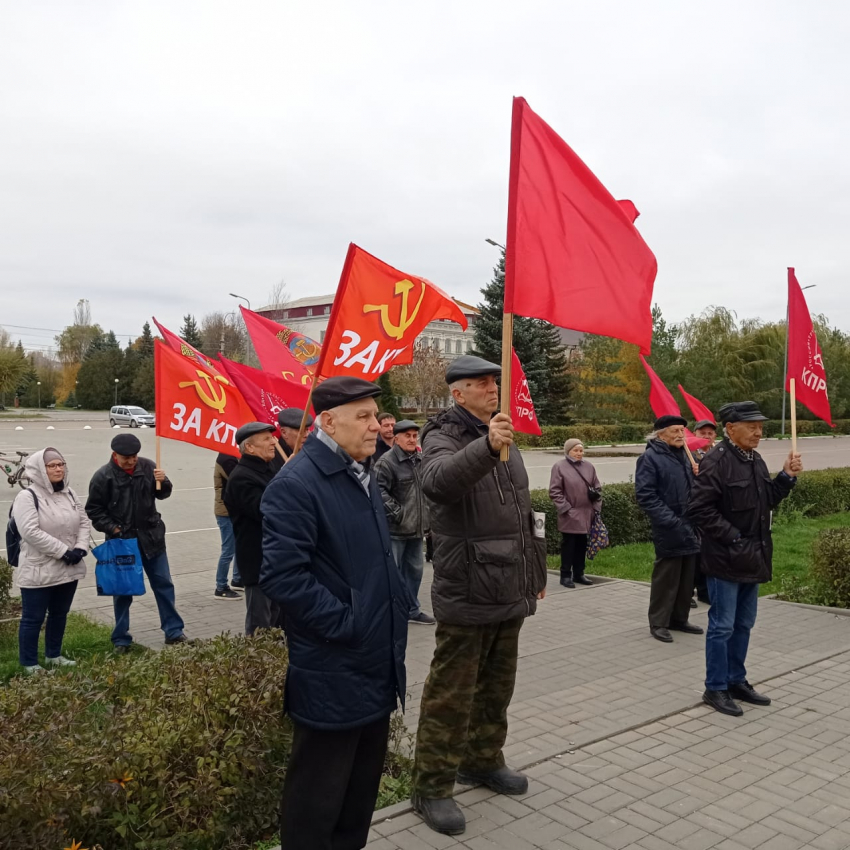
[689,401,802,716]
[85,433,187,652]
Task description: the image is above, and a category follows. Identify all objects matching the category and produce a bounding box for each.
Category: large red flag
[152,317,221,375]
[678,385,715,424]
[639,356,709,452]
[319,244,467,379]
[217,355,312,429]
[154,341,255,457]
[787,268,833,426]
[240,308,321,386]
[510,348,541,436]
[503,97,657,354]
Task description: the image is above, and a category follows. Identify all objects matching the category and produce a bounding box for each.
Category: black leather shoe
[703,689,743,716]
[729,681,771,706]
[650,626,673,643]
[560,577,575,588]
[690,598,698,608]
[457,765,528,795]
[575,576,594,586]
[412,795,465,835]
[669,621,704,635]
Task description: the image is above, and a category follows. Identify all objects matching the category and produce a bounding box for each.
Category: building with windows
[256,295,480,359]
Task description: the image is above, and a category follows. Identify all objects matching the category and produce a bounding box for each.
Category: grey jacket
[420,405,548,626]
[374,444,426,539]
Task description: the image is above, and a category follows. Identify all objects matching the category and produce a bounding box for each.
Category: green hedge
[531,466,850,556]
[0,631,410,850]
[516,419,850,448]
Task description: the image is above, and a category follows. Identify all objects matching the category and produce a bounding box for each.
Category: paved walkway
[68,555,850,849]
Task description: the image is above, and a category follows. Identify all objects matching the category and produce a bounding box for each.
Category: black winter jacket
[223,454,275,586]
[374,445,425,539]
[688,439,796,583]
[85,457,172,560]
[259,434,407,731]
[635,439,700,558]
[421,405,548,626]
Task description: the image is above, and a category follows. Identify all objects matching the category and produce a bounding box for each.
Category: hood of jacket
[24,448,70,497]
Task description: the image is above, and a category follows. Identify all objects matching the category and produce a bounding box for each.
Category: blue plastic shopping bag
[93,538,146,596]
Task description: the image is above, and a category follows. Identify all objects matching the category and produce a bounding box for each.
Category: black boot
[703,689,743,716]
[729,681,771,705]
[412,795,465,835]
[457,765,528,795]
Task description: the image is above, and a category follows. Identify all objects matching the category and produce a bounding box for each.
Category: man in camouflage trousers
[411,356,549,836]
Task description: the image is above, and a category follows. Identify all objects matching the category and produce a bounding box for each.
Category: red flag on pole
[503,97,657,354]
[152,317,222,375]
[510,348,541,436]
[678,385,715,424]
[318,243,468,379]
[240,307,321,386]
[639,356,709,452]
[154,341,255,457]
[787,268,833,426]
[217,355,312,429]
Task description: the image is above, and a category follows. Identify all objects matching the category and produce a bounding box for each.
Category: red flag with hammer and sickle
[319,243,468,379]
[154,341,255,457]
[239,307,321,387]
[152,317,222,375]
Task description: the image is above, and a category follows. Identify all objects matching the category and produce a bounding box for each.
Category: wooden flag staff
[499,312,514,462]
[155,435,162,490]
[790,377,798,455]
[291,380,319,460]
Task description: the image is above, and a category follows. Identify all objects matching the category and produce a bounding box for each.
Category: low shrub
[0,557,12,618]
[778,468,850,518]
[0,630,411,850]
[810,528,850,608]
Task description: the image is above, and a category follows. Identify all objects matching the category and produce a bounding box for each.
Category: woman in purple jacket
[549,439,602,588]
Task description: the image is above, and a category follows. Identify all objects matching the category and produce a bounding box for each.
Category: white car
[109,406,155,428]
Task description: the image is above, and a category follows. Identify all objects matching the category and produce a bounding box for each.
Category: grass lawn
[547,512,850,597]
[0,610,119,683]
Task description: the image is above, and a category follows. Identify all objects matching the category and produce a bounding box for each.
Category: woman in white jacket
[12,447,90,674]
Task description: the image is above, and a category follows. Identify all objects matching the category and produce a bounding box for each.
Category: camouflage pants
[412,617,523,799]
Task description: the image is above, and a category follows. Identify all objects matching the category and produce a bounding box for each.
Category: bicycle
[0,451,30,489]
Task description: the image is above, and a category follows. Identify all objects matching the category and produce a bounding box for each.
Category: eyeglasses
[45,462,66,470]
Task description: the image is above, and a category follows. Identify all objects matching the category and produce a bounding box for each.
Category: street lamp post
[485,238,506,250]
[37,381,41,410]
[780,283,817,436]
[229,293,252,365]
[114,378,119,406]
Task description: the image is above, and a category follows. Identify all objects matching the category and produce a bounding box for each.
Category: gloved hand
[71,548,87,562]
[61,549,85,565]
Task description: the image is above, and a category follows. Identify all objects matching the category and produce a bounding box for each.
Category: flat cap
[278,408,313,429]
[445,355,501,384]
[718,401,769,425]
[654,414,687,431]
[235,421,275,445]
[693,419,717,431]
[312,376,382,415]
[393,419,420,435]
[111,433,141,455]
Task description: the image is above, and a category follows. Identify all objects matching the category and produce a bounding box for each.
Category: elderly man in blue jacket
[635,414,704,643]
[260,376,408,850]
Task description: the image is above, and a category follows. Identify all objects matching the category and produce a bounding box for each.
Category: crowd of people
[9,353,803,847]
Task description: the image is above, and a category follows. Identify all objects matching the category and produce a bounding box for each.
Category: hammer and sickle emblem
[178,371,230,413]
[363,279,426,340]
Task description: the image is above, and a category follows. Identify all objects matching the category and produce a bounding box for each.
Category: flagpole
[781,279,789,436]
[155,435,162,491]
[499,312,514,462]
[291,381,318,459]
[790,377,798,455]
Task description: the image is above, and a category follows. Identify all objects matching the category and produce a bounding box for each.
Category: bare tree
[392,344,449,414]
[73,298,92,327]
[266,279,290,310]
[55,299,103,365]
[200,311,249,360]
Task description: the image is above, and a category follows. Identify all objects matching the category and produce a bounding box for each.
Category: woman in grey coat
[549,439,602,588]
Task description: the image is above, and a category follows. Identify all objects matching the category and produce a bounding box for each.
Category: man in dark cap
[85,433,188,652]
[259,376,408,849]
[375,419,435,626]
[224,422,280,636]
[689,401,802,716]
[410,355,548,836]
[635,415,703,643]
[270,407,314,473]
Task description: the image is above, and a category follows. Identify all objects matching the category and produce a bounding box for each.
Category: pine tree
[137,322,155,358]
[180,315,203,349]
[571,335,629,423]
[377,372,401,418]
[473,251,572,424]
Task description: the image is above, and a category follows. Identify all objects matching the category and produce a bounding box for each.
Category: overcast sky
[2,1,848,353]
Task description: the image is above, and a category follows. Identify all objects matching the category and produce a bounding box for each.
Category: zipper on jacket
[492,468,506,505]
[504,461,530,615]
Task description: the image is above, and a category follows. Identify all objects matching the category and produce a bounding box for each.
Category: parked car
[109,406,155,428]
